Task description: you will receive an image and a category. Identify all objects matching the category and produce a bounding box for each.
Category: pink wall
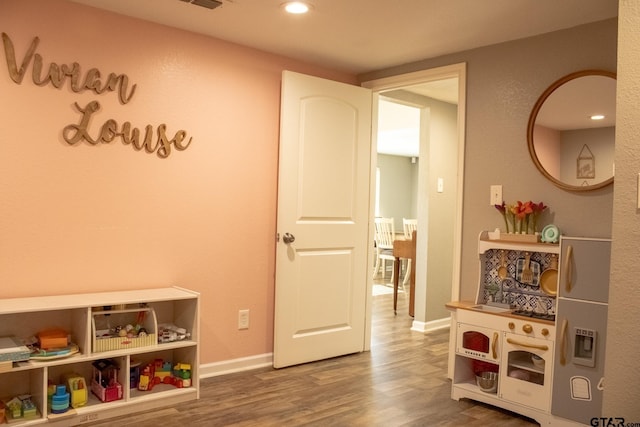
[0,0,356,363]
[533,124,561,178]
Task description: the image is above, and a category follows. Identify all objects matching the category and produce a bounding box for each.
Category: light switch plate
[490,185,502,206]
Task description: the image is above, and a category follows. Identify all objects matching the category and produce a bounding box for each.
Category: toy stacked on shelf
[158,323,190,343]
[27,328,80,360]
[50,386,69,414]
[63,373,88,408]
[4,394,39,423]
[137,358,192,391]
[91,359,123,403]
[0,337,30,363]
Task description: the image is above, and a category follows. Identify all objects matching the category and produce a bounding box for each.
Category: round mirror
[527,70,616,191]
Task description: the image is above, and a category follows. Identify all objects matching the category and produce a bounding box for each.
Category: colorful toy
[130,360,141,389]
[20,396,37,418]
[154,359,172,381]
[64,372,88,408]
[91,359,123,402]
[137,362,155,391]
[137,359,192,391]
[47,382,56,409]
[38,328,69,350]
[5,397,22,420]
[51,385,70,414]
[5,395,39,421]
[173,363,192,388]
[157,323,190,343]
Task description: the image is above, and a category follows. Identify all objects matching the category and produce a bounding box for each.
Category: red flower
[515,200,533,219]
[532,202,547,214]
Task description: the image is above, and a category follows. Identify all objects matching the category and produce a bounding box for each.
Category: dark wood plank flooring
[89,283,538,426]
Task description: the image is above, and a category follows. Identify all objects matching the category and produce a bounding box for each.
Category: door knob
[283,233,296,244]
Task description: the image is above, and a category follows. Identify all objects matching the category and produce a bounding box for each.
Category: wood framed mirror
[527,70,616,191]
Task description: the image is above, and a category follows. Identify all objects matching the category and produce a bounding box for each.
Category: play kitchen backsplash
[478,247,557,321]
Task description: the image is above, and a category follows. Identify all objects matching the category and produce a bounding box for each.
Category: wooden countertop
[446,300,555,326]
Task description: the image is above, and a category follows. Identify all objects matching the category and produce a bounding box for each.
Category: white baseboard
[199,353,273,378]
[411,316,450,333]
[199,319,449,378]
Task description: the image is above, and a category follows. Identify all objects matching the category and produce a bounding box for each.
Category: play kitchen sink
[470,304,511,313]
[474,231,560,321]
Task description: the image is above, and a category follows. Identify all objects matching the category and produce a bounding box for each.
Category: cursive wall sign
[63,101,192,159]
[2,33,192,158]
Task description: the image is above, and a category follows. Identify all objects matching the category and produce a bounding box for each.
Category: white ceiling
[67,0,618,158]
[536,75,617,130]
[69,0,618,75]
[377,99,421,158]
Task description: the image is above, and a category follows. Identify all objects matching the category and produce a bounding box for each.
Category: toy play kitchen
[447,231,611,426]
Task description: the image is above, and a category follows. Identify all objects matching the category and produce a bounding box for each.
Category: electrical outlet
[238,309,249,330]
[490,185,502,206]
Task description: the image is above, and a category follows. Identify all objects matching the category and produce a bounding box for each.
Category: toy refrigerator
[552,237,611,425]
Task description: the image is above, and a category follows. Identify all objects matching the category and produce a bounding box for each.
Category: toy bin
[92,307,157,353]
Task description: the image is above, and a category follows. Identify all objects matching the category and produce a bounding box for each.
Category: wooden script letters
[2,33,192,158]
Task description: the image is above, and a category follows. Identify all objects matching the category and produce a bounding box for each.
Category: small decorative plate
[541,224,560,243]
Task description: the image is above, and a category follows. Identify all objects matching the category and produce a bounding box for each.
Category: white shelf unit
[0,286,199,426]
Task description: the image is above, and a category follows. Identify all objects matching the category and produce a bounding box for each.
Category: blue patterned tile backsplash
[479,248,556,314]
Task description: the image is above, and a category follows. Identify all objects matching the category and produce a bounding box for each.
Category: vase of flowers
[493,200,547,241]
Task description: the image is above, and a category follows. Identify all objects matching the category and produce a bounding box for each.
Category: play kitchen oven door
[456,323,499,362]
[499,332,554,411]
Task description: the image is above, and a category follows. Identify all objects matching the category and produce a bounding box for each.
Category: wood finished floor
[89,283,538,426]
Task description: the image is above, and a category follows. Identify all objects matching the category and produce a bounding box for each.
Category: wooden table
[392,230,416,316]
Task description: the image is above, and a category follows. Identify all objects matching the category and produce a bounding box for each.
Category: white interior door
[273,70,372,368]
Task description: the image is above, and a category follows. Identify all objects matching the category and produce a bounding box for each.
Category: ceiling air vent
[180,0,223,10]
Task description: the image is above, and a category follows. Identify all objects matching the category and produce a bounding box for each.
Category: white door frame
[362,63,466,333]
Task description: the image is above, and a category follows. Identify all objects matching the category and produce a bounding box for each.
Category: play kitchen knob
[522,324,533,334]
[541,328,549,336]
[282,233,296,244]
[508,322,515,330]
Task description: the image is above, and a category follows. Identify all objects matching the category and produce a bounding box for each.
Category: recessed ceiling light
[283,2,311,14]
[590,114,605,120]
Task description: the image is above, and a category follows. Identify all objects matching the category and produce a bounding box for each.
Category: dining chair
[402,218,418,287]
[373,217,396,283]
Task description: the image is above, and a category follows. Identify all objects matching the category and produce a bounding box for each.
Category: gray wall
[376,154,417,231]
[360,18,617,303]
[422,99,459,321]
[362,15,640,420]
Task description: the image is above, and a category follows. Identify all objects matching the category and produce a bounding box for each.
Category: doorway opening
[372,99,420,296]
[363,63,466,335]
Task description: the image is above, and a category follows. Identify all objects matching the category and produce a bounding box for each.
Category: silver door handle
[283,233,295,244]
